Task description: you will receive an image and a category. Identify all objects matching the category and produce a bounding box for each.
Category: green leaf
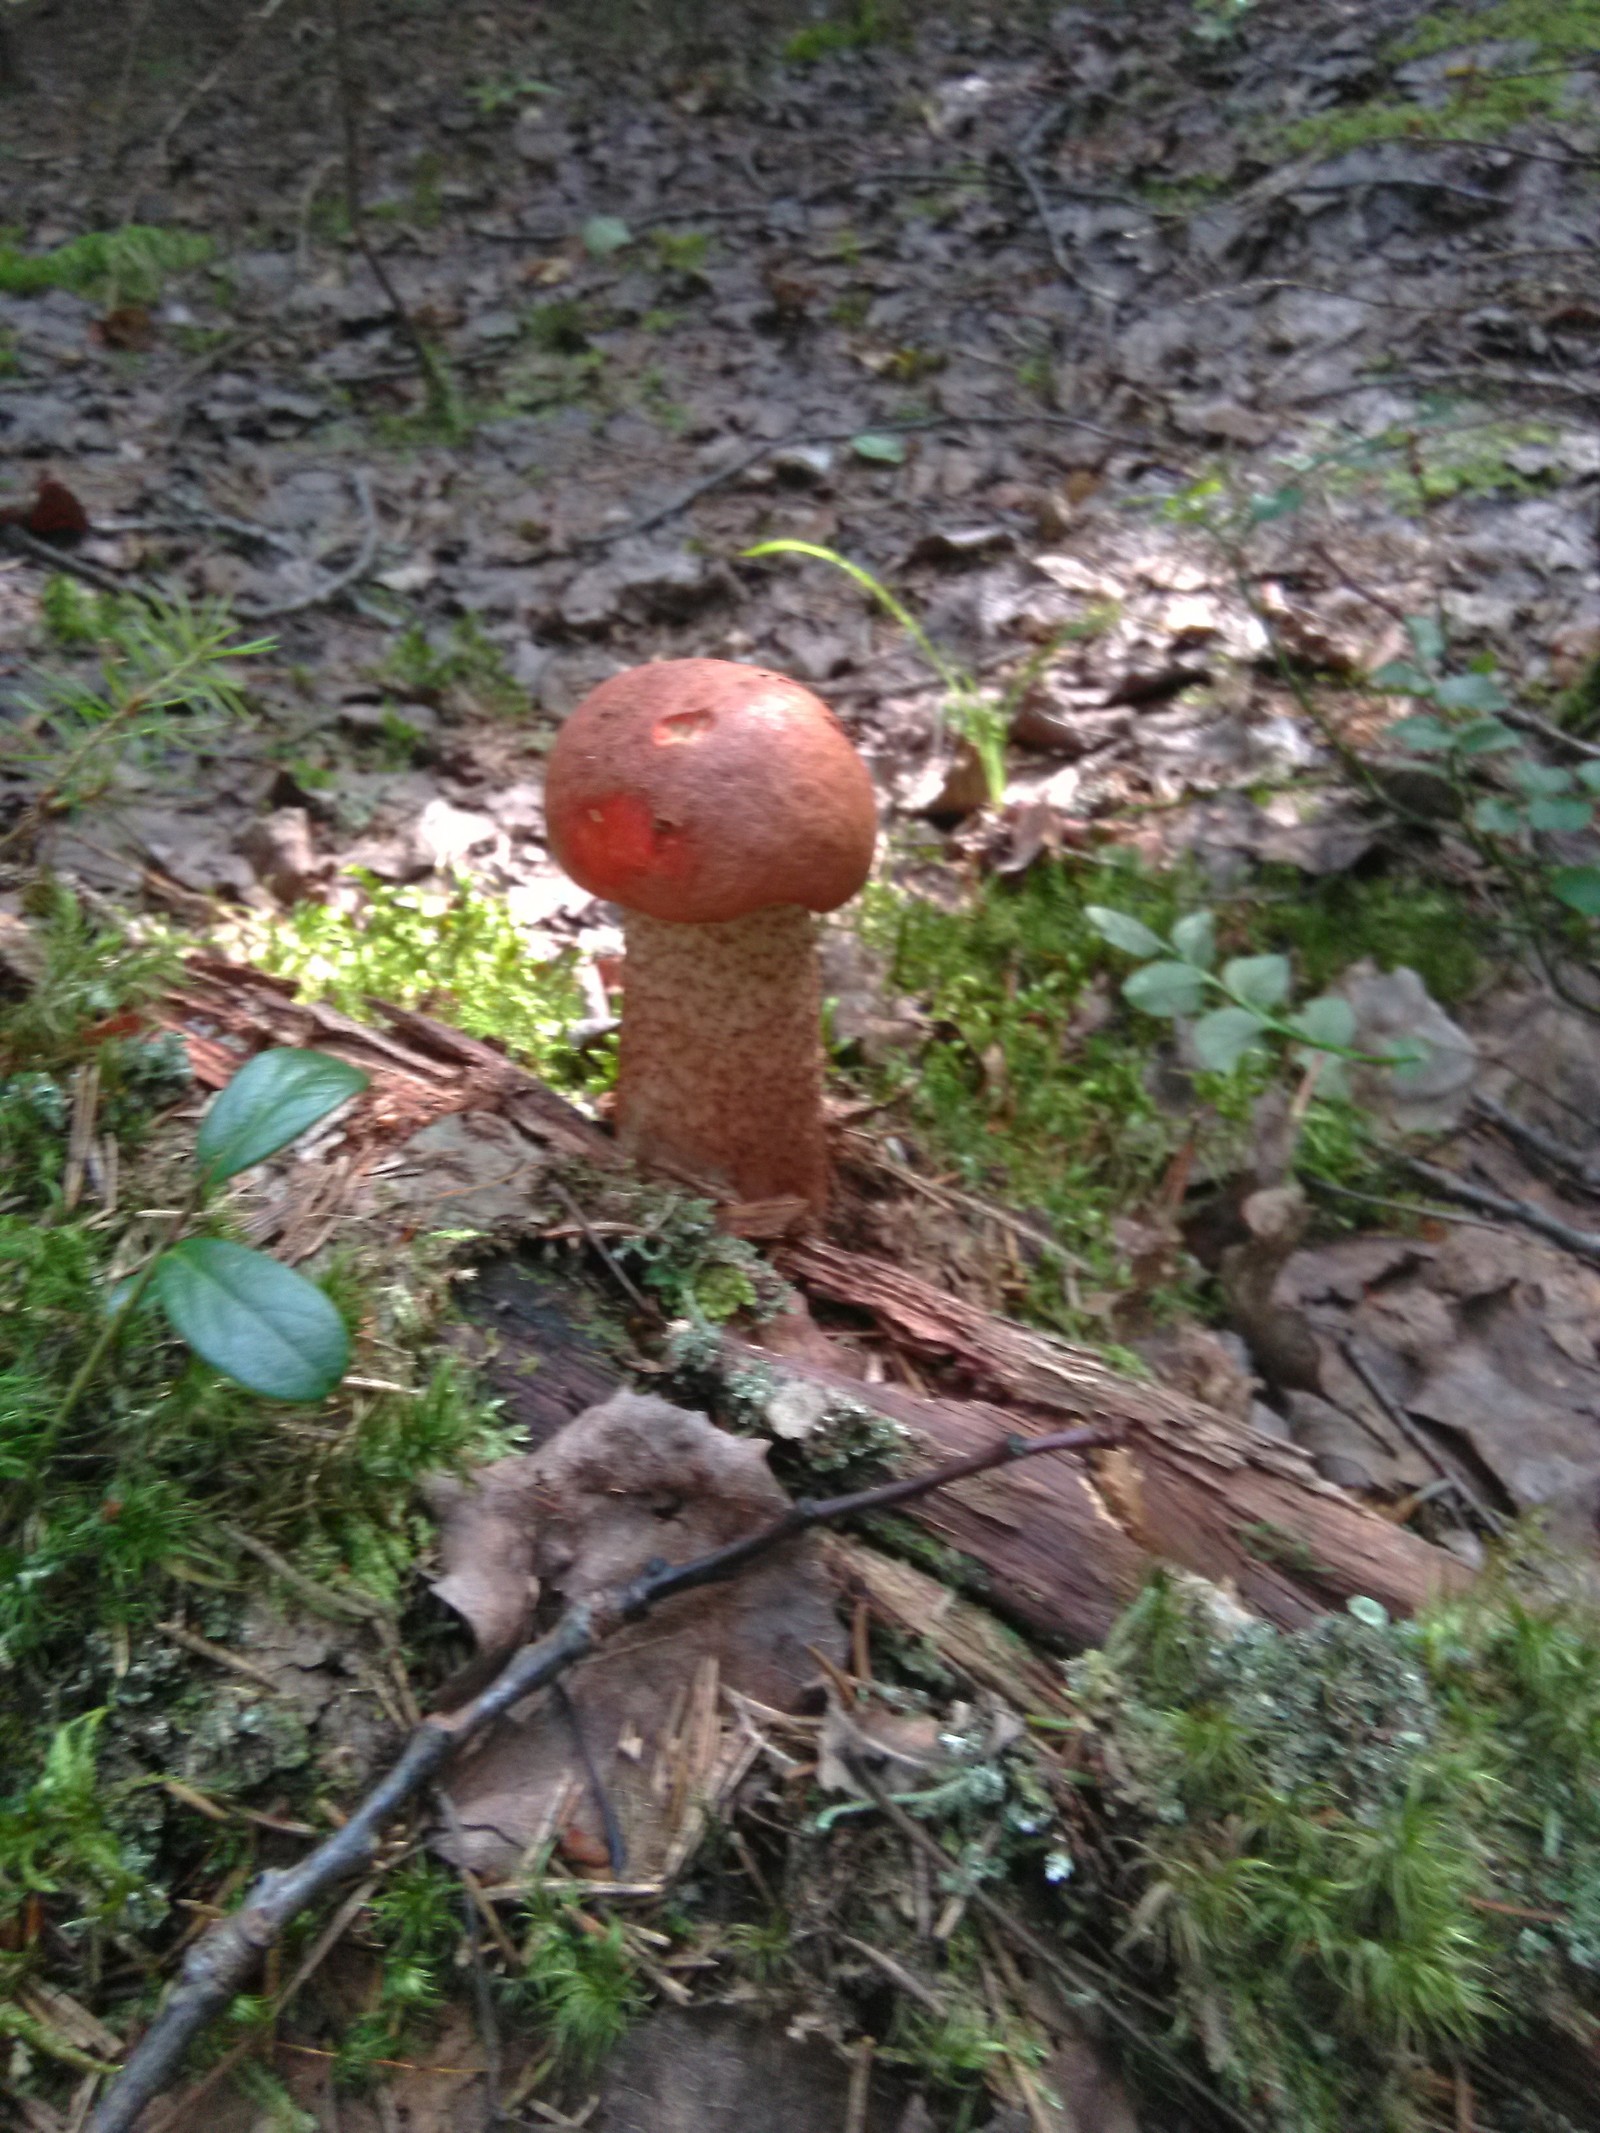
[1404,615,1445,669]
[1510,760,1575,795]
[1386,714,1455,754]
[1123,960,1209,1018]
[1528,796,1594,833]
[1551,866,1600,917]
[581,215,632,257]
[1084,905,1167,960]
[1435,670,1509,714]
[1287,995,1357,1052]
[197,1048,368,1185]
[1471,796,1525,835]
[155,1239,349,1401]
[1247,484,1304,525]
[1305,1055,1350,1100]
[849,431,907,465]
[1454,718,1519,757]
[1576,761,1600,794]
[1170,910,1217,969]
[1221,954,1291,1012]
[1371,660,1434,696]
[1192,1005,1270,1074]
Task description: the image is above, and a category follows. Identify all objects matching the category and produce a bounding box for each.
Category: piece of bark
[821,1535,1079,1718]
[157,952,615,1165]
[774,1241,1464,1637]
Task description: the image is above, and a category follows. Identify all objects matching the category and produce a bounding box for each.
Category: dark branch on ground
[88,1420,1120,2133]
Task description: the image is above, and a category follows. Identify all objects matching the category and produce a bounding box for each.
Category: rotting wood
[157,953,615,1165]
[767,1240,1465,1638]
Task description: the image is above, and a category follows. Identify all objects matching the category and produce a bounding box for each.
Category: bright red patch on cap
[559,790,695,895]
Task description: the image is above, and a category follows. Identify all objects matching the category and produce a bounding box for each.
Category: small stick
[839,1936,944,2016]
[219,1523,387,1622]
[0,523,149,599]
[549,1180,658,1319]
[1472,1091,1599,1192]
[843,2034,874,2133]
[239,469,380,621]
[154,1622,303,1700]
[90,1422,1119,2133]
[553,1680,629,1878]
[1401,1156,1600,1267]
[1337,1339,1507,1537]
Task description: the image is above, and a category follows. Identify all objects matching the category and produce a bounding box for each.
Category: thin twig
[329,0,452,418]
[549,1180,658,1319]
[89,1423,1118,2133]
[1401,1156,1600,1266]
[238,468,380,621]
[1472,1090,1600,1191]
[0,524,149,599]
[144,1877,380,2133]
[843,2035,874,2133]
[141,0,296,182]
[1337,1338,1507,1536]
[554,1680,628,1877]
[154,1622,305,1700]
[219,1523,388,1621]
[576,410,1156,556]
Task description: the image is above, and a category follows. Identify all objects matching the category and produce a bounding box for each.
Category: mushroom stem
[616,905,828,1213]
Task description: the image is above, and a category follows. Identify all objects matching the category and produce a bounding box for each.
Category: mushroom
[545,658,877,1215]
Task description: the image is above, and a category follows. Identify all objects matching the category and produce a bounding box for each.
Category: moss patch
[1068,1562,1600,2130]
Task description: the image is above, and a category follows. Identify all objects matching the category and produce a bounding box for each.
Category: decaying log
[159,953,615,1166]
[767,1240,1465,1641]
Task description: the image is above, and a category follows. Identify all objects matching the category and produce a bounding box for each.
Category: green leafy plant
[374,615,524,719]
[466,71,554,114]
[649,227,711,279]
[501,1889,645,2070]
[782,0,887,62]
[53,1049,366,1434]
[1084,904,1399,1085]
[1375,620,1600,919]
[0,1709,151,1931]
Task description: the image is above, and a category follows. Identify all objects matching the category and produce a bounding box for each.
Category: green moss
[1397,0,1600,59]
[257,874,593,1090]
[1068,1560,1600,2130]
[1246,869,1481,1003]
[1283,0,1598,157]
[0,224,213,307]
[375,615,526,720]
[1282,73,1578,157]
[0,892,513,2067]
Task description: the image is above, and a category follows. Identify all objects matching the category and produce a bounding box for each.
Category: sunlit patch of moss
[255,873,598,1092]
[1282,72,1579,156]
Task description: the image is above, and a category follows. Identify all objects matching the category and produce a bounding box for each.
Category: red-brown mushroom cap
[544,659,877,924]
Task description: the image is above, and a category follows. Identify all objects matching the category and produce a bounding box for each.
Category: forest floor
[3,0,1600,2129]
